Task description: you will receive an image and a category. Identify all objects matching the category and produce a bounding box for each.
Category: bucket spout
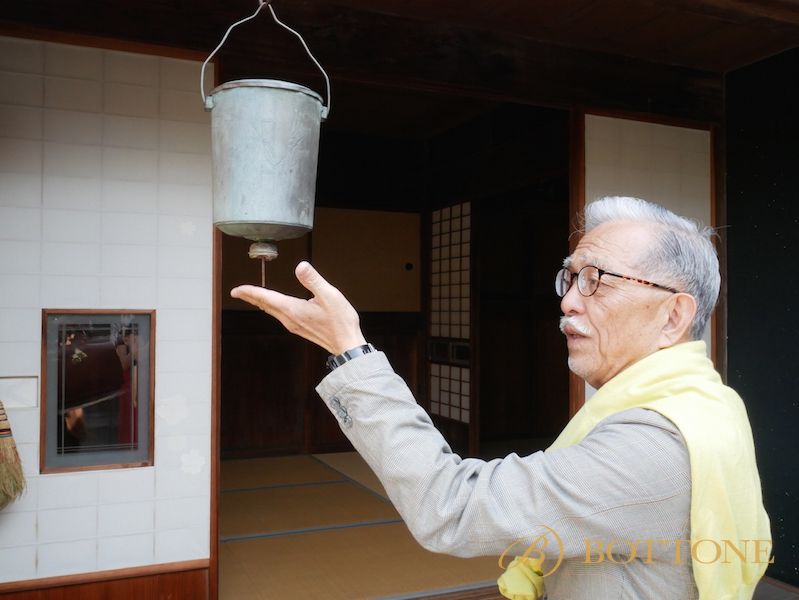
[248,242,279,261]
[248,242,278,287]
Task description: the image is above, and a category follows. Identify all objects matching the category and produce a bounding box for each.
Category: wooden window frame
[39,309,156,475]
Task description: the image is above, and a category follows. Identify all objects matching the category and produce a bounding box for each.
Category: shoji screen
[583,114,713,399]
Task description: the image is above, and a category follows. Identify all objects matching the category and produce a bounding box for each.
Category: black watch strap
[326,343,377,371]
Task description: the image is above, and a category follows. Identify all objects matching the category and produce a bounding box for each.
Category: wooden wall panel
[306,313,424,454]
[0,568,207,600]
[221,312,307,458]
[220,311,424,458]
[155,569,209,599]
[476,183,570,446]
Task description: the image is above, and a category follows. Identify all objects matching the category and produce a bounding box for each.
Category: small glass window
[41,310,154,473]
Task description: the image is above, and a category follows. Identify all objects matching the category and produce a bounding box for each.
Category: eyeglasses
[555,265,681,297]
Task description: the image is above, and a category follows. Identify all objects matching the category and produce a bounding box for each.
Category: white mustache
[559,316,591,336]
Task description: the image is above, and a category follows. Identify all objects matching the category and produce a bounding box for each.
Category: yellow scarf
[498,341,771,600]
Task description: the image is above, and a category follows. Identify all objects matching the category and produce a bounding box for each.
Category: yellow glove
[497,555,545,600]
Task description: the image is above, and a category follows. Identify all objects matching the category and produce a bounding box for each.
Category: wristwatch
[326,343,377,371]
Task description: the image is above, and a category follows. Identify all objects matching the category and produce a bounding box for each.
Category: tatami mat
[221,481,399,538]
[221,454,799,599]
[313,451,388,498]
[221,454,343,491]
[220,453,499,599]
[220,523,500,600]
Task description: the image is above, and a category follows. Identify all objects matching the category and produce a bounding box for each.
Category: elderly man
[232,196,770,600]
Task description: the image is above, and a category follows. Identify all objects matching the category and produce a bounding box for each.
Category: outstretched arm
[230,263,690,562]
[230,261,367,355]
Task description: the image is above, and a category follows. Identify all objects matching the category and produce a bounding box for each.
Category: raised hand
[230,261,367,356]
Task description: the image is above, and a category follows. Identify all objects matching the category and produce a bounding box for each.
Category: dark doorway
[423,103,572,457]
[476,180,571,459]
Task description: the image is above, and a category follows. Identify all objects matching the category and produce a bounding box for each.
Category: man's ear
[659,293,698,347]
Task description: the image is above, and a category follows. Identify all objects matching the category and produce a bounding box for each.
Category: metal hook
[200,0,331,119]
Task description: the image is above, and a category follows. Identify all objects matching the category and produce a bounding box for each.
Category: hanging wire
[200,1,268,105]
[200,0,331,119]
[267,2,331,119]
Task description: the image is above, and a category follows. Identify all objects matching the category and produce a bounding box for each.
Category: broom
[0,399,25,510]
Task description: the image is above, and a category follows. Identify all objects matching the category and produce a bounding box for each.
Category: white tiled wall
[0,35,214,582]
[584,114,713,398]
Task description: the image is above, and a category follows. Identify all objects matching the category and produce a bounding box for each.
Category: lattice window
[429,363,470,424]
[431,202,471,340]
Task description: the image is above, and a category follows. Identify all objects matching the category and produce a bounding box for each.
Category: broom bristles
[0,448,25,510]
[0,401,26,510]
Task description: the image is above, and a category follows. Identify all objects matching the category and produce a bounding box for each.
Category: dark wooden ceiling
[5,0,798,71]
[2,0,798,129]
[330,0,799,73]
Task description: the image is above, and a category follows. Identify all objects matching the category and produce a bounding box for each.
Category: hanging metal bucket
[200,1,330,248]
[206,79,323,242]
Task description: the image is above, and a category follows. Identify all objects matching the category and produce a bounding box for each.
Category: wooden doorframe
[210,229,222,600]
[567,109,587,418]
[567,108,725,416]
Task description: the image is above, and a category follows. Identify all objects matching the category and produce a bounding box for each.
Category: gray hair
[583,196,720,340]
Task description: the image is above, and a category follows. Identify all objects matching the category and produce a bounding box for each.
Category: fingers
[230,263,362,356]
[229,284,263,304]
[295,261,333,298]
[230,283,336,352]
[230,285,293,317]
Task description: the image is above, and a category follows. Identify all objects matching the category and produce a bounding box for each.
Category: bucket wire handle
[200,0,331,119]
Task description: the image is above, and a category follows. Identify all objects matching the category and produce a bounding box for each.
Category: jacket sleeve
[316,352,691,560]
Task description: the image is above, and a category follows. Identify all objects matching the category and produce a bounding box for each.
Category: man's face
[560,221,675,388]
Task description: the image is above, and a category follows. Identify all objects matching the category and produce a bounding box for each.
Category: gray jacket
[317,352,698,600]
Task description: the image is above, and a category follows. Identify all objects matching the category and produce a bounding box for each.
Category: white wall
[0,36,213,581]
[584,114,713,398]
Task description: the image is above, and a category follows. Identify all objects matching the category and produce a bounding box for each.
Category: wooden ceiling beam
[645,0,799,29]
[221,2,724,122]
[0,0,724,122]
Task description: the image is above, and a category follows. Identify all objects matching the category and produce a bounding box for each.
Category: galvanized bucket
[205,79,323,242]
[200,1,330,246]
